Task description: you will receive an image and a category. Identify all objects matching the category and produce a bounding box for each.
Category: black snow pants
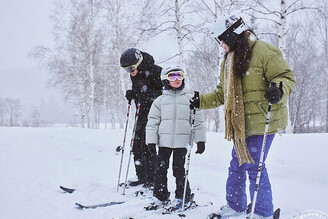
[133,129,156,184]
[153,147,191,201]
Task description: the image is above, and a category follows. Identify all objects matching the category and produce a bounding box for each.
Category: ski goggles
[123,55,143,73]
[214,37,223,45]
[162,71,184,81]
[214,18,244,45]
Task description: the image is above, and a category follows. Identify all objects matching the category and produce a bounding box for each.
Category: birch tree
[313,0,328,132]
[4,98,22,127]
[185,0,248,131]
[0,99,5,126]
[287,20,325,132]
[32,0,107,128]
[235,0,317,133]
[137,0,207,88]
[187,37,223,131]
[102,0,160,128]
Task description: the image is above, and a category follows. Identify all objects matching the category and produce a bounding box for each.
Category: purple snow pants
[226,134,275,217]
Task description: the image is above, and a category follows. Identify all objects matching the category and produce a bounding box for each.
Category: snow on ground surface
[1,127,328,219]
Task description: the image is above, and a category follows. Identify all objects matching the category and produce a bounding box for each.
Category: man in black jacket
[120,48,163,187]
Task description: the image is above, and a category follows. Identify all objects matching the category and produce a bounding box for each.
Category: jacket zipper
[171,92,177,147]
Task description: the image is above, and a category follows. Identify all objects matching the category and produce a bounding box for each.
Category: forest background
[0,0,327,134]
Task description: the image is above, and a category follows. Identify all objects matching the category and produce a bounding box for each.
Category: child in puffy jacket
[145,66,206,210]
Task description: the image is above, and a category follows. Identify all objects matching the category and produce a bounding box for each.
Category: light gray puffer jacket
[146,88,206,148]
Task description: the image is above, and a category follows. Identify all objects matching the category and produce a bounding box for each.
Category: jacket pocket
[256,101,281,121]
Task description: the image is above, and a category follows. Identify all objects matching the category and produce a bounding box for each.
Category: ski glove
[147,144,157,155]
[195,142,205,154]
[189,92,200,109]
[264,85,282,104]
[125,90,137,103]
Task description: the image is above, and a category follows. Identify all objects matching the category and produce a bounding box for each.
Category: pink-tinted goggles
[166,71,184,81]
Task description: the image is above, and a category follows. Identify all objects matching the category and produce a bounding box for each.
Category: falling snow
[0,127,327,218]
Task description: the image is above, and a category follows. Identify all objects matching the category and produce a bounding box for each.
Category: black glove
[125,90,137,102]
[264,84,282,104]
[195,142,205,154]
[148,144,157,155]
[189,91,200,109]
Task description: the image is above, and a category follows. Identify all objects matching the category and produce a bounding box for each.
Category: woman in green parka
[189,15,295,219]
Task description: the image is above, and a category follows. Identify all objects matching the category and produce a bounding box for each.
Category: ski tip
[75,203,85,209]
[59,186,75,193]
[273,208,281,219]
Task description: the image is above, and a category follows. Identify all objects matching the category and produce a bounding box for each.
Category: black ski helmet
[120,48,143,68]
[161,66,185,90]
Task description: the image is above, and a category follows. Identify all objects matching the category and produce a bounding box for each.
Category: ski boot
[144,197,170,211]
[207,204,245,219]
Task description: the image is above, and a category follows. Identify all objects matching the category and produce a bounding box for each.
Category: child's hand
[195,142,205,154]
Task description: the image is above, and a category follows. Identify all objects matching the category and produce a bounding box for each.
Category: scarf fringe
[224,52,254,166]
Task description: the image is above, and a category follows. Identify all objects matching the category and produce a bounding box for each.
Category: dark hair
[225,29,256,77]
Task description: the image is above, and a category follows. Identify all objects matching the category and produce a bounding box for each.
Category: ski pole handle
[192,91,199,115]
[270,81,283,94]
[193,91,199,110]
[190,91,200,110]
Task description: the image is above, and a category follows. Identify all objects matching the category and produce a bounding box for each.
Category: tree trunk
[279,0,287,57]
[175,0,188,88]
[89,62,96,129]
[88,0,96,129]
[325,59,328,133]
[324,10,328,132]
[279,0,293,133]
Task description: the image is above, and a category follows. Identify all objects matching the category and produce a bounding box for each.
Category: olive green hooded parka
[199,33,295,137]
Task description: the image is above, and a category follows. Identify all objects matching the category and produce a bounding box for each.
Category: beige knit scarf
[224,52,254,166]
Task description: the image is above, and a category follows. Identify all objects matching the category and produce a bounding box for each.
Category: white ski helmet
[210,14,247,43]
[161,66,185,90]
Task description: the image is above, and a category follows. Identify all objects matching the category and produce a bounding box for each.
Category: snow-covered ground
[0,127,327,219]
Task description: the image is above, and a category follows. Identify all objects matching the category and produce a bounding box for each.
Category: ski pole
[179,91,199,217]
[122,102,141,195]
[116,100,132,192]
[249,82,281,219]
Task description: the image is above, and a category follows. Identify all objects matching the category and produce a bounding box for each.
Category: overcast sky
[0,0,53,71]
[0,0,68,121]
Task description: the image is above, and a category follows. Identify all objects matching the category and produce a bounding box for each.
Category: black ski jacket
[131,52,163,132]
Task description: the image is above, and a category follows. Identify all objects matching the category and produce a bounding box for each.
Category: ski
[75,201,125,209]
[74,189,149,210]
[208,206,280,219]
[162,201,212,215]
[272,208,280,219]
[144,199,170,211]
[59,186,75,193]
[246,208,280,219]
[162,194,212,216]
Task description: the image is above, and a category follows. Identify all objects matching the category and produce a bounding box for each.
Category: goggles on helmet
[214,18,244,45]
[123,55,143,73]
[214,37,223,45]
[162,71,184,81]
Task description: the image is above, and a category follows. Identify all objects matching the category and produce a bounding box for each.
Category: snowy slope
[0,127,327,219]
